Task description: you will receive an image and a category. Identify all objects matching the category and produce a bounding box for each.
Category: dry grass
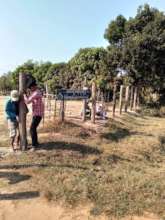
[0,96,165,219]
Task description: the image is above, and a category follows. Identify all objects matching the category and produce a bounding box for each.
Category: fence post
[19,72,27,151]
[91,82,96,124]
[124,86,130,112]
[137,89,140,109]
[59,95,65,122]
[133,87,138,111]
[82,82,88,122]
[130,86,134,111]
[119,85,124,115]
[49,96,52,120]
[82,99,86,122]
[112,84,117,117]
[54,97,57,120]
[42,95,45,127]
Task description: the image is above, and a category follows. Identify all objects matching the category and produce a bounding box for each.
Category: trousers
[30,116,42,147]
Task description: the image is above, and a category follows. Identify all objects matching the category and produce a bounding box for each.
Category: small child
[5,90,20,152]
[96,103,107,119]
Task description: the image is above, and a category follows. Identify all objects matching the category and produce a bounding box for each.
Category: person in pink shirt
[24,81,44,150]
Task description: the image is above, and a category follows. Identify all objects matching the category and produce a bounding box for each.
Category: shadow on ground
[0,171,31,184]
[101,128,153,142]
[40,141,102,155]
[0,191,39,200]
[39,120,81,134]
[0,164,47,170]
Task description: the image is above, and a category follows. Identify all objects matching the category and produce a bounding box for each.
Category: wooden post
[45,83,48,95]
[137,90,140,109]
[112,84,117,117]
[124,86,130,112]
[130,86,134,111]
[97,88,101,101]
[119,85,124,115]
[133,87,138,111]
[42,96,45,127]
[49,96,51,120]
[82,99,87,122]
[91,82,96,124]
[54,97,57,120]
[19,72,27,151]
[82,80,88,122]
[59,95,65,122]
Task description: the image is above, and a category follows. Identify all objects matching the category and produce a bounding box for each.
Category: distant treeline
[0,4,165,105]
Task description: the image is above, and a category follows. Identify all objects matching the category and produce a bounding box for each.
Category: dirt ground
[0,96,164,220]
[0,200,159,220]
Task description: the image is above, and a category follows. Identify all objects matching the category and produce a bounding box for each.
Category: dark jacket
[5,99,19,121]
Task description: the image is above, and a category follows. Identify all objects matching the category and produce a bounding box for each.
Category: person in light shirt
[24,81,44,151]
[96,103,107,119]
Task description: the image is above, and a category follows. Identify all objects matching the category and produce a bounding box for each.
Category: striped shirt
[24,90,44,117]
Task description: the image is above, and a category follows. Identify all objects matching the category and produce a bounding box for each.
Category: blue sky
[0,0,165,75]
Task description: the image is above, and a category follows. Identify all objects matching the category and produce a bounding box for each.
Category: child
[5,90,20,152]
[96,103,107,119]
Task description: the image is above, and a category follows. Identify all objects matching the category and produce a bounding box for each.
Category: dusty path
[0,199,159,220]
[0,199,105,220]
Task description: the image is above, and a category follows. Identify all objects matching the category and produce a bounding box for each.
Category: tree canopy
[0,4,164,104]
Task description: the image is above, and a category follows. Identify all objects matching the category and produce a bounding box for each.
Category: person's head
[28,81,37,92]
[10,90,19,102]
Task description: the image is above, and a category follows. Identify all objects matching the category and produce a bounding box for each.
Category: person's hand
[26,89,31,96]
[16,116,19,122]
[24,94,28,100]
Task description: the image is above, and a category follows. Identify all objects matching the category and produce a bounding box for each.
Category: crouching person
[5,90,20,152]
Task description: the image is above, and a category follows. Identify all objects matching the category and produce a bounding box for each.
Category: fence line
[40,85,139,125]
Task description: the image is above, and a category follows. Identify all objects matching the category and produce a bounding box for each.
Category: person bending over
[5,90,20,152]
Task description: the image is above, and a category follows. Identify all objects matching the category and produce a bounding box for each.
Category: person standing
[5,90,20,152]
[24,81,44,151]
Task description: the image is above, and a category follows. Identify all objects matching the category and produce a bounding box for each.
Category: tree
[34,61,52,87]
[68,47,115,90]
[0,72,14,92]
[46,63,66,93]
[104,15,126,45]
[105,4,165,104]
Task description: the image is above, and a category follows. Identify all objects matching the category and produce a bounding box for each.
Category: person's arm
[24,91,39,104]
[5,102,16,119]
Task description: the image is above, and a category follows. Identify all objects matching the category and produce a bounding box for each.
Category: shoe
[10,148,16,153]
[29,147,35,152]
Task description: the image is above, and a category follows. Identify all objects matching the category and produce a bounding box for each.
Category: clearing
[0,96,164,220]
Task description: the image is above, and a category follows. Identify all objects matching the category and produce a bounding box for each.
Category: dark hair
[27,81,37,89]
[26,74,37,89]
[27,80,37,89]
